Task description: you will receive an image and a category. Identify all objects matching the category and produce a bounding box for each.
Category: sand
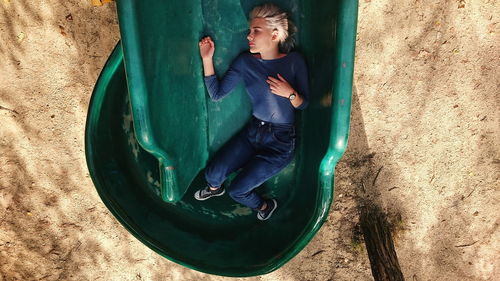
[1,0,498,280]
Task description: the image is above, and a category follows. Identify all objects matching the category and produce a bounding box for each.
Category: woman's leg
[228,152,294,211]
[204,127,256,189]
[227,124,296,210]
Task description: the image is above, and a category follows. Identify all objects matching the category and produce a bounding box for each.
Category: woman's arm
[290,91,305,108]
[199,36,215,77]
[199,36,244,101]
[202,57,215,77]
[267,71,309,109]
[293,55,310,110]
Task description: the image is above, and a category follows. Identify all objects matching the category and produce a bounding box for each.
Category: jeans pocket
[271,127,296,152]
[271,130,289,144]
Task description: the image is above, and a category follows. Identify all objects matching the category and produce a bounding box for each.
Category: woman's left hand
[267,73,295,98]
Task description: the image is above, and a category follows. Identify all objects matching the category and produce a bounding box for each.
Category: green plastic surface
[85,0,358,276]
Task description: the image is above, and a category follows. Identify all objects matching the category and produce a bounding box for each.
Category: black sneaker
[194,186,225,201]
[257,199,278,221]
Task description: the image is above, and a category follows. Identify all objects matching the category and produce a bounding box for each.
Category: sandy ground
[1,0,498,280]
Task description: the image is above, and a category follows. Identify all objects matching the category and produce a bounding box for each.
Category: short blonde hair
[249,3,297,53]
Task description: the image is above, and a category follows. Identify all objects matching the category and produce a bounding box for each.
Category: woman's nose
[247,33,253,41]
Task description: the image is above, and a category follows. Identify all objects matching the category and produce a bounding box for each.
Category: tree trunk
[360,203,405,281]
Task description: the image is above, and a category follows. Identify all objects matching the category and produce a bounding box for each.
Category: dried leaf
[92,0,114,6]
[17,32,25,42]
[91,0,103,6]
[487,23,496,34]
[59,25,67,36]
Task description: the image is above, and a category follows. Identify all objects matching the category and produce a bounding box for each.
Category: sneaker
[257,199,278,221]
[194,186,225,201]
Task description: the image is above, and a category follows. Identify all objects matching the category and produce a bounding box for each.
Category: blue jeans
[205,116,296,210]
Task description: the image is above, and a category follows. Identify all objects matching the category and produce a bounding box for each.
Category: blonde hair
[249,3,297,53]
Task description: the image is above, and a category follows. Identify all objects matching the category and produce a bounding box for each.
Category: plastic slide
[85,0,358,276]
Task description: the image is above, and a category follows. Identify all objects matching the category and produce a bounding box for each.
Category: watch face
[289,94,296,100]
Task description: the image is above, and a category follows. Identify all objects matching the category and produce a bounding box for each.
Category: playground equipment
[85,0,358,276]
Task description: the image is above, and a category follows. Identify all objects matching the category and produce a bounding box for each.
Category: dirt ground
[0,0,498,280]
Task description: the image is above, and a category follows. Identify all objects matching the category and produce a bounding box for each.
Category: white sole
[194,189,225,201]
[257,199,277,221]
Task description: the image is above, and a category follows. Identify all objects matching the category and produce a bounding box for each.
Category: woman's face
[247,17,279,53]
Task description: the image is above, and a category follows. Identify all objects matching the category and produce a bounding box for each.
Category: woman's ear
[272,29,279,41]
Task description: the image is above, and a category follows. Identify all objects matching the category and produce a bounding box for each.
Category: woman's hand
[199,36,215,60]
[266,74,295,98]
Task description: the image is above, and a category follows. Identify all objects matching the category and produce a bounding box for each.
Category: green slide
[85,0,358,276]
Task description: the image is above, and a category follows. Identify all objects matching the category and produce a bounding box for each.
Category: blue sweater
[203,51,310,125]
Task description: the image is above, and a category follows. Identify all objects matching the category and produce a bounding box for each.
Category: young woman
[195,3,310,221]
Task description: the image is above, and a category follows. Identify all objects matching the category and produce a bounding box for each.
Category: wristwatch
[288,91,297,101]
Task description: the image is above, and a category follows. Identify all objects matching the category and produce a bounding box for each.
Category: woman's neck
[257,48,285,60]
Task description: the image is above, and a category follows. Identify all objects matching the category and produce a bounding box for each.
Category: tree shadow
[349,0,499,280]
[277,84,410,281]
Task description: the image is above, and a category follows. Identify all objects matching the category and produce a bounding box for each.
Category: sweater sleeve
[294,54,310,110]
[203,54,245,101]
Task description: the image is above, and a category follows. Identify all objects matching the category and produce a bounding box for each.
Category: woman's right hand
[199,36,215,60]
